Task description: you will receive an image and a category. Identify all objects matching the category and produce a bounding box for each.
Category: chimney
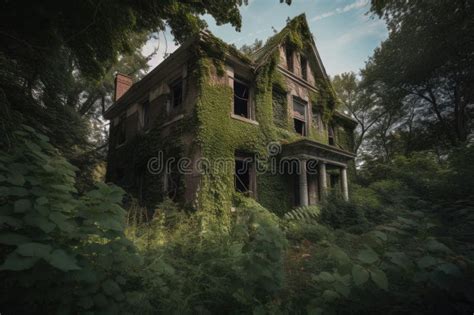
[114,73,133,101]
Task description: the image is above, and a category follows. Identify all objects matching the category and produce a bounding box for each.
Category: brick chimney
[114,73,133,101]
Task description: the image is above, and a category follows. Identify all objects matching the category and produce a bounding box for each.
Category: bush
[0,126,143,314]
[129,194,287,313]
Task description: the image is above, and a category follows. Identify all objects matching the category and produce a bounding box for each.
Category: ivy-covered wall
[106,15,357,227]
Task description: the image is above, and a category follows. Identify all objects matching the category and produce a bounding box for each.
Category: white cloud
[311,0,369,21]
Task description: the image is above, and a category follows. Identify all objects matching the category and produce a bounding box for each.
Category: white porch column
[299,159,309,206]
[340,166,349,201]
[319,161,327,199]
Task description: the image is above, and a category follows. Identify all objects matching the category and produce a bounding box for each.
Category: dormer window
[285,46,294,73]
[171,79,183,108]
[328,124,336,145]
[293,97,307,136]
[301,56,308,80]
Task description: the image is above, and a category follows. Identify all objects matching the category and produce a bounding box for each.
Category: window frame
[292,96,308,136]
[328,124,336,145]
[170,78,183,109]
[234,153,256,197]
[230,74,256,123]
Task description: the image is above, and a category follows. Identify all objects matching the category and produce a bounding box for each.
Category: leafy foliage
[0,126,142,314]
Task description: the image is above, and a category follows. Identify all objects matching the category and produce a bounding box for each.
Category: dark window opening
[233,78,249,118]
[286,46,294,72]
[294,119,305,136]
[301,56,308,80]
[235,154,254,194]
[116,113,126,146]
[330,174,339,189]
[293,97,307,136]
[116,167,125,183]
[328,124,335,145]
[171,80,183,108]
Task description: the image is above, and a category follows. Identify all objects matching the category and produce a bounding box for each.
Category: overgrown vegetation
[1,0,473,314]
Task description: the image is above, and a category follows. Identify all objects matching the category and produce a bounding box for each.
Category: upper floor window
[233,76,251,119]
[171,79,183,108]
[328,124,336,145]
[293,97,307,136]
[116,113,126,146]
[285,46,294,73]
[301,56,308,80]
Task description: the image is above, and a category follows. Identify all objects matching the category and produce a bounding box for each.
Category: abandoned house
[104,14,357,216]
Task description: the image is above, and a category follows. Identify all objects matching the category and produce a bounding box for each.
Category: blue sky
[143,0,388,76]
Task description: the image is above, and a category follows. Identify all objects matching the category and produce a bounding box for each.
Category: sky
[142,0,388,77]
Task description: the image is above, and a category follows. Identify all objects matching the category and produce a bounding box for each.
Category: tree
[365,0,474,146]
[332,72,389,156]
[240,39,264,55]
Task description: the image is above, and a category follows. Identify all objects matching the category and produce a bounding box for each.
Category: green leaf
[36,197,48,205]
[0,215,22,228]
[357,247,379,264]
[0,252,39,271]
[102,279,121,297]
[78,296,94,310]
[417,255,438,269]
[370,268,388,290]
[322,289,340,302]
[8,187,29,197]
[373,231,387,241]
[386,252,413,270]
[352,264,369,286]
[17,242,52,259]
[24,214,56,233]
[14,199,31,213]
[7,173,25,186]
[318,271,335,282]
[0,233,30,245]
[47,249,80,271]
[437,263,461,276]
[333,281,350,298]
[425,239,452,254]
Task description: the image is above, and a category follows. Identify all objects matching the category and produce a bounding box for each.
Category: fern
[283,206,321,225]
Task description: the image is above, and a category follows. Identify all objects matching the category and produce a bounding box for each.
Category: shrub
[0,126,143,314]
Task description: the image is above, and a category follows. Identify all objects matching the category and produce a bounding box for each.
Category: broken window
[301,55,308,80]
[293,97,307,136]
[233,77,250,118]
[328,124,335,145]
[171,79,183,108]
[286,46,294,72]
[116,113,126,146]
[235,153,255,195]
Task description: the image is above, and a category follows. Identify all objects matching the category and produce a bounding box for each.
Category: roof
[104,14,356,127]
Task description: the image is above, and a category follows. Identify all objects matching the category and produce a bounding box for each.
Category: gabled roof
[250,14,330,81]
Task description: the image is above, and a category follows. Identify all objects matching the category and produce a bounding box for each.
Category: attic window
[233,77,250,118]
[171,79,183,108]
[286,46,294,72]
[293,97,307,136]
[301,56,308,80]
[328,124,336,145]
